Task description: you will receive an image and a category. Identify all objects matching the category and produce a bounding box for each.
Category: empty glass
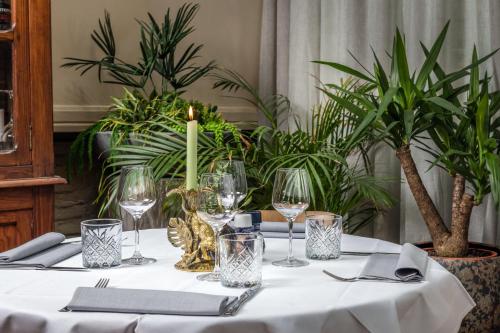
[214,160,247,208]
[219,233,263,288]
[81,219,122,268]
[196,173,238,281]
[272,168,310,267]
[305,214,342,260]
[117,165,157,265]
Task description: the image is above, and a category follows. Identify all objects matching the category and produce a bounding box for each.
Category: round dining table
[0,229,474,333]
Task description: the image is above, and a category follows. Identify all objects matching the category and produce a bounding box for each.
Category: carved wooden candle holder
[166,187,215,272]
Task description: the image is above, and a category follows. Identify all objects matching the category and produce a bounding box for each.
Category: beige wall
[51,0,262,131]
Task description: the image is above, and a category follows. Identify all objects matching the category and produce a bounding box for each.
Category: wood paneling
[0,188,33,211]
[29,0,54,177]
[0,0,60,250]
[0,176,66,188]
[0,210,32,252]
[0,30,14,41]
[0,165,32,179]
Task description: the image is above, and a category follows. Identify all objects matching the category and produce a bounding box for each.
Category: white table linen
[0,229,474,333]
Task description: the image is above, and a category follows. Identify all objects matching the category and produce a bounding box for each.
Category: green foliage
[96,72,394,232]
[318,21,500,210]
[98,121,244,217]
[212,71,395,232]
[62,3,215,96]
[424,48,500,207]
[66,89,238,179]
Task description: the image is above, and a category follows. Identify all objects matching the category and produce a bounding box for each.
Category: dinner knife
[224,284,262,316]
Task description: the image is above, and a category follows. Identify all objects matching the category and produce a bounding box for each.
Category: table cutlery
[223,284,262,316]
[322,270,420,283]
[37,266,90,272]
[94,278,110,288]
[0,266,89,272]
[340,251,399,256]
[59,278,110,312]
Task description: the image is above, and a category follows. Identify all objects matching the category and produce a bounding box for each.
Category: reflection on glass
[0,41,15,154]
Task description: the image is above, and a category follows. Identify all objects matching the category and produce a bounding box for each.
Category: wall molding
[53,104,258,133]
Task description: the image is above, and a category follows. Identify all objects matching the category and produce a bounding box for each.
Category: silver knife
[341,251,399,256]
[224,284,262,316]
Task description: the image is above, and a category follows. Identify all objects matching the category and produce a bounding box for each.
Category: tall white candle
[186,106,198,190]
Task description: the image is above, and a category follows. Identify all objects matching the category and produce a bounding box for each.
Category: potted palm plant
[63,3,223,178]
[319,22,499,332]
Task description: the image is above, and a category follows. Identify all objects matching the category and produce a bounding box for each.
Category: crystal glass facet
[81,219,122,268]
[219,233,263,288]
[305,214,342,260]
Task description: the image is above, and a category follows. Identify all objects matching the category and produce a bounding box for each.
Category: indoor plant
[319,22,499,332]
[63,3,219,178]
[103,71,394,233]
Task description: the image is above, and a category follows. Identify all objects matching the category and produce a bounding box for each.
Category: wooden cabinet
[0,0,65,251]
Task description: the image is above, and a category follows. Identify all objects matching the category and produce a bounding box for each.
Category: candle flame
[188,106,194,121]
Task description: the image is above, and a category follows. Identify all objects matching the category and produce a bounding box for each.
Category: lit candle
[186,106,198,190]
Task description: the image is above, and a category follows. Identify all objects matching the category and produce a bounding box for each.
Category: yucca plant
[62,3,215,96]
[318,22,500,256]
[212,70,394,232]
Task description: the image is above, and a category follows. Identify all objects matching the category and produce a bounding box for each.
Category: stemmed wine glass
[196,173,238,281]
[214,160,247,208]
[272,168,310,267]
[118,165,157,265]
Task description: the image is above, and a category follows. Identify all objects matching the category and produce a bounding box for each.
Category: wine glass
[118,165,157,265]
[272,168,310,267]
[214,160,247,208]
[196,173,238,281]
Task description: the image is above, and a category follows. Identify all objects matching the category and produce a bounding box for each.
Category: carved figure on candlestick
[166,187,215,272]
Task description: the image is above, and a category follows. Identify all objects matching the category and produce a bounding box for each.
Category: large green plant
[66,89,237,178]
[98,71,393,229]
[212,70,394,232]
[62,3,215,96]
[318,22,499,256]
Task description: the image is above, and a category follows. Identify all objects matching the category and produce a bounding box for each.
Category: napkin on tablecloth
[260,222,305,233]
[63,287,237,316]
[260,222,305,239]
[0,233,81,268]
[261,232,305,239]
[359,243,428,282]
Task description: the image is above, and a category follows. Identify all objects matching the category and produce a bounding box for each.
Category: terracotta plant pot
[416,242,499,333]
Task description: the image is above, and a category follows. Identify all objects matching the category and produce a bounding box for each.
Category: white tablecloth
[0,229,474,333]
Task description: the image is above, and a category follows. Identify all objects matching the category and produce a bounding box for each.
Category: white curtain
[259,0,500,245]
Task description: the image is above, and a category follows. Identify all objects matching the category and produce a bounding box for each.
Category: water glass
[81,219,122,268]
[219,233,263,288]
[305,214,342,260]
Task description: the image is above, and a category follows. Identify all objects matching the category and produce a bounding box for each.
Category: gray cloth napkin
[261,231,305,239]
[0,232,65,262]
[64,287,237,316]
[0,233,81,268]
[260,222,305,233]
[359,243,428,282]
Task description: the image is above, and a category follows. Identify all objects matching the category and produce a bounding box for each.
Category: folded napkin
[260,222,305,233]
[359,243,428,282]
[63,287,237,316]
[0,232,81,268]
[261,231,305,239]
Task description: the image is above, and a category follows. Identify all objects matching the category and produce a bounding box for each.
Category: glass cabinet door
[0,0,31,165]
[0,41,15,153]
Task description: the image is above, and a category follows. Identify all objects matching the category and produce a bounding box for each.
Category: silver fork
[94,278,110,288]
[59,278,110,312]
[322,270,419,283]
